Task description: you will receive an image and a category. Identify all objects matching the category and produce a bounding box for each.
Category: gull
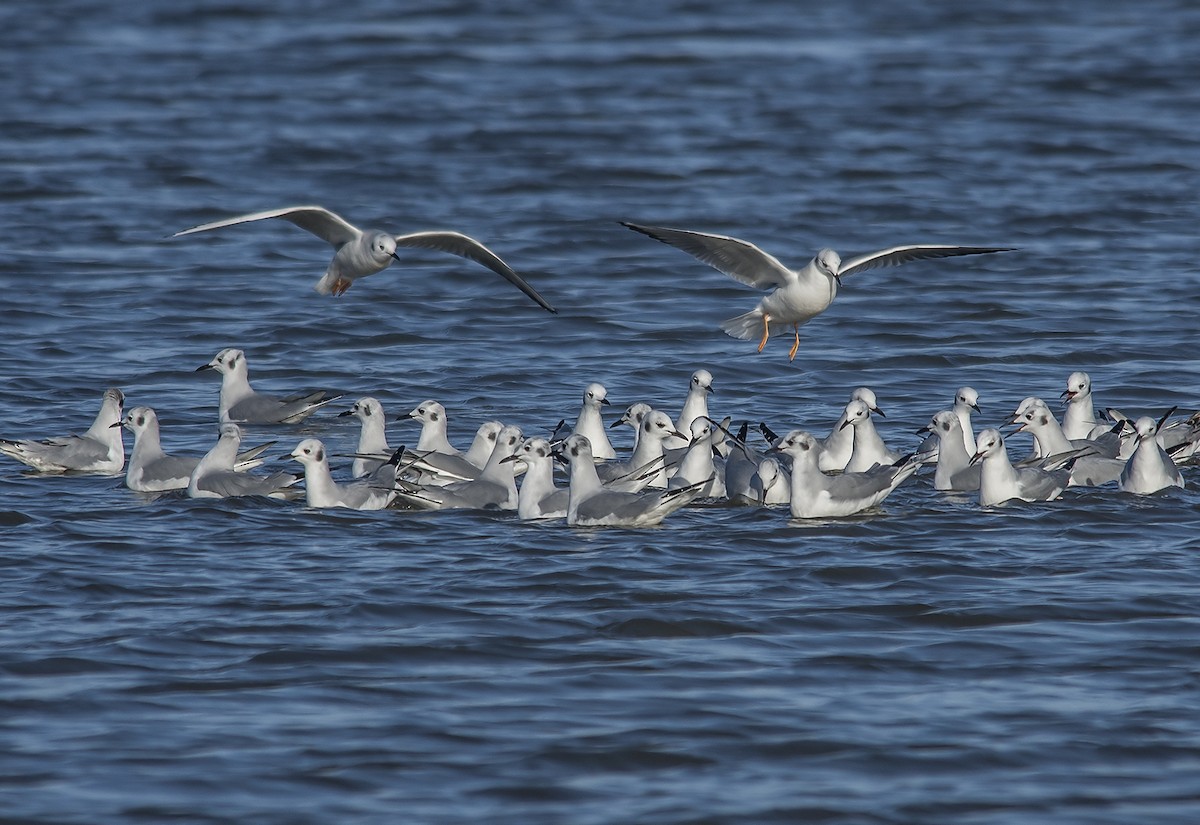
[1061,371,1103,440]
[819,387,884,471]
[1009,398,1124,485]
[393,424,522,511]
[197,348,341,424]
[841,399,906,473]
[969,428,1072,507]
[571,383,616,460]
[609,401,653,451]
[621,221,1011,360]
[560,434,704,527]
[597,409,687,490]
[917,387,981,457]
[397,401,485,482]
[919,410,980,492]
[669,417,727,498]
[0,388,125,474]
[188,424,301,499]
[1119,417,1185,495]
[339,397,390,478]
[662,369,715,451]
[288,438,398,510]
[119,406,272,492]
[768,429,920,519]
[173,204,556,310]
[509,438,569,520]
[725,426,790,505]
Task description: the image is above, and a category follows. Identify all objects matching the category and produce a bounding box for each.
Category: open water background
[2,1,1199,822]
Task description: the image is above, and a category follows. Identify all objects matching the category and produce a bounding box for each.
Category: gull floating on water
[571,383,616,461]
[1119,417,1185,495]
[197,348,341,425]
[188,424,301,499]
[841,398,906,473]
[511,437,569,520]
[173,204,556,311]
[662,369,715,451]
[288,438,398,510]
[621,221,1011,360]
[560,434,704,527]
[769,429,920,519]
[970,428,1072,507]
[338,397,391,478]
[0,388,125,474]
[393,424,523,511]
[920,410,981,493]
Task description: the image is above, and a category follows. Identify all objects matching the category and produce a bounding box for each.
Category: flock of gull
[2,204,1194,525]
[1,357,1194,527]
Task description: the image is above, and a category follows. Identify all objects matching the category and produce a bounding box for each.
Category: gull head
[838,399,872,430]
[368,231,400,265]
[929,410,964,440]
[289,438,328,467]
[643,410,687,443]
[342,396,383,422]
[199,348,248,379]
[955,387,981,413]
[118,406,157,435]
[1062,371,1091,402]
[690,369,715,395]
[583,383,610,408]
[768,430,820,465]
[969,428,1005,466]
[814,248,842,282]
[850,387,883,417]
[406,400,446,424]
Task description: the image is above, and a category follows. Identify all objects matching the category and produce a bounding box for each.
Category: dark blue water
[3,1,1200,822]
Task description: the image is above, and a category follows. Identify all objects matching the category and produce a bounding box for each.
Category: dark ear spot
[430,412,439,421]
[941,422,950,431]
[363,406,372,417]
[315,447,324,462]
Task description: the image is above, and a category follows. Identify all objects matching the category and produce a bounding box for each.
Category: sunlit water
[3,1,1200,822]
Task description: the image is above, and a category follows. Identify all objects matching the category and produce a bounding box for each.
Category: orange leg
[331,278,352,297]
[787,323,800,361]
[756,314,771,353]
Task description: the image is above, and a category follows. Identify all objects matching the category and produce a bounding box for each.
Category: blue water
[3,1,1200,822]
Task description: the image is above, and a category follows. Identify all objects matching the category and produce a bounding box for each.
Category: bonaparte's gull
[174,204,556,311]
[662,369,715,451]
[1119,417,1185,495]
[749,457,790,506]
[1061,371,1102,440]
[597,409,686,490]
[841,399,906,473]
[393,425,522,510]
[0,388,125,474]
[339,397,390,478]
[188,424,301,499]
[609,401,652,450]
[920,410,980,492]
[970,428,1071,507]
[621,222,1011,360]
[510,438,569,520]
[669,417,727,498]
[120,406,272,492]
[817,387,882,472]
[769,430,920,518]
[197,348,341,424]
[288,438,397,510]
[560,434,704,527]
[1011,398,1122,460]
[571,383,616,460]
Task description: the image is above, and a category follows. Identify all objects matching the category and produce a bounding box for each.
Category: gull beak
[839,419,853,431]
[915,424,931,435]
[1060,389,1074,400]
[609,417,625,429]
[871,406,886,418]
[670,430,688,441]
[338,409,355,418]
[970,402,982,413]
[195,363,215,372]
[600,398,611,406]
[706,385,716,395]
[968,450,984,467]
[499,453,521,464]
[390,251,403,263]
[109,421,123,429]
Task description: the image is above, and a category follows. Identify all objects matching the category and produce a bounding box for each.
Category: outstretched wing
[393,231,556,313]
[621,222,794,290]
[174,205,361,246]
[837,245,1014,279]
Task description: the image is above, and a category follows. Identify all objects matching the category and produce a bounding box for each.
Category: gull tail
[719,309,765,341]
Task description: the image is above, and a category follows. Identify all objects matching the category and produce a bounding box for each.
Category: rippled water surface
[3,1,1200,822]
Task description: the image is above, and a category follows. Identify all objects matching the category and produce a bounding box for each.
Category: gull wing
[174,205,362,247]
[393,231,556,313]
[621,222,794,290]
[837,245,1014,279]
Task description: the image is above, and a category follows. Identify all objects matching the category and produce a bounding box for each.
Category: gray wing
[621,222,794,289]
[1014,467,1069,501]
[174,205,361,246]
[424,478,509,509]
[823,466,896,500]
[837,245,1014,279]
[12,435,110,470]
[228,392,338,425]
[196,470,293,497]
[138,454,199,488]
[393,231,556,313]
[575,490,654,521]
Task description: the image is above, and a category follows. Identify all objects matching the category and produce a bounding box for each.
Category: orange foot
[756,313,772,353]
[331,278,352,297]
[788,323,800,361]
